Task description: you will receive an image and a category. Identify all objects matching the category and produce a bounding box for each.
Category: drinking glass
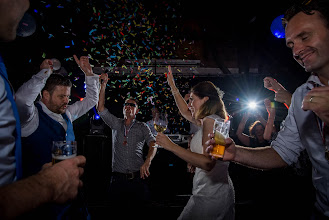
[52,141,77,164]
[210,118,230,159]
[52,140,88,208]
[153,113,168,148]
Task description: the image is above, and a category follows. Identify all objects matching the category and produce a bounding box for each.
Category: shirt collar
[38,101,63,119]
[306,74,325,90]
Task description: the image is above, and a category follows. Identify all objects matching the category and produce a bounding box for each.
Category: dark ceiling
[1,0,309,92]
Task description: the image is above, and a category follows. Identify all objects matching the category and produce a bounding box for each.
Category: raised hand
[99,73,108,87]
[264,77,283,92]
[73,54,93,76]
[264,77,292,108]
[264,98,275,116]
[40,59,54,71]
[274,89,292,106]
[167,65,176,88]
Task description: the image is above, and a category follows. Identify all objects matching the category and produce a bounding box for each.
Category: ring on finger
[309,96,314,103]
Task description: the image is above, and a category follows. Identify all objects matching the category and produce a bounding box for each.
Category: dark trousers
[107,172,151,218]
[108,171,151,209]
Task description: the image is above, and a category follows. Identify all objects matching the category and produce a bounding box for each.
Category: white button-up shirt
[15,69,100,137]
[271,74,329,216]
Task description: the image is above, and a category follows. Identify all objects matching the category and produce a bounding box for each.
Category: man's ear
[42,90,50,101]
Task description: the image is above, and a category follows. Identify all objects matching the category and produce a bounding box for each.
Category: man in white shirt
[16,56,99,177]
[15,56,99,219]
[206,1,329,219]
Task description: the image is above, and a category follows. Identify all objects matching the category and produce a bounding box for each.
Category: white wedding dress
[178,115,235,220]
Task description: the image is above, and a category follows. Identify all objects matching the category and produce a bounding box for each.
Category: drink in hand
[52,153,77,164]
[210,118,230,159]
[211,131,226,158]
[154,124,167,133]
[153,112,168,148]
[52,141,77,164]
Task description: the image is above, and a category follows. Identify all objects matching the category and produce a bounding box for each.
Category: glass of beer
[153,113,168,148]
[210,117,230,159]
[52,141,77,164]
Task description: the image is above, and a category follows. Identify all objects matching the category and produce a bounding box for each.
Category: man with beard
[14,56,99,219]
[16,56,99,178]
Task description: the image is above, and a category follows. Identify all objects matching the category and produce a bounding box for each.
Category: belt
[112,171,140,180]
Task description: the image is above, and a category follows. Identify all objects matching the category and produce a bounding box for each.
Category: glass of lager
[52,141,77,164]
[210,118,230,159]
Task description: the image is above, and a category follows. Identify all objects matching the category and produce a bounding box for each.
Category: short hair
[283,0,329,29]
[151,106,159,112]
[190,81,227,120]
[249,121,265,138]
[125,97,139,108]
[41,74,72,95]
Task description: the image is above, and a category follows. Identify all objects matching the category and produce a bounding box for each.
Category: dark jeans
[108,172,151,206]
[107,172,151,218]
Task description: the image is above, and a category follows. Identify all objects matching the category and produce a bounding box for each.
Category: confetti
[29,0,196,133]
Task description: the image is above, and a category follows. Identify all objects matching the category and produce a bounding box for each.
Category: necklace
[123,120,135,146]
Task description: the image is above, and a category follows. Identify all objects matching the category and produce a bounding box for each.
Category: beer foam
[52,154,77,160]
[214,131,226,145]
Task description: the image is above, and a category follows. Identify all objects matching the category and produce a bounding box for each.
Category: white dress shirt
[15,69,100,137]
[271,74,329,216]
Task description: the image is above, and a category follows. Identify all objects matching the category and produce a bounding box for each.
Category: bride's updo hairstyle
[190,81,227,120]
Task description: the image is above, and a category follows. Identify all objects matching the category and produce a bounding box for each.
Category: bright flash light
[248,101,257,110]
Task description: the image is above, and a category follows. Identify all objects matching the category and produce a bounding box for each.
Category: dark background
[1,0,315,219]
[0,0,309,128]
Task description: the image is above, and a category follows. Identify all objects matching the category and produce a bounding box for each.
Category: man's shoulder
[136,120,146,125]
[291,80,310,101]
[295,82,308,92]
[293,74,319,94]
[135,120,150,128]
